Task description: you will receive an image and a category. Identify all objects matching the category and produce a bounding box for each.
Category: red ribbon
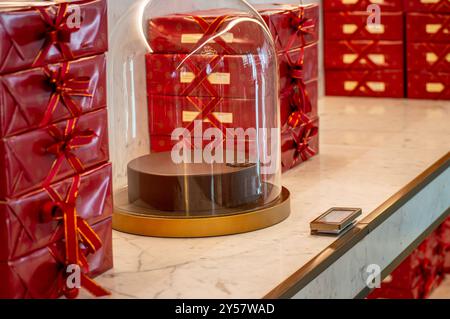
[292,120,318,164]
[341,40,381,69]
[191,15,237,55]
[282,48,312,128]
[285,8,315,52]
[33,3,79,67]
[41,62,92,127]
[43,175,109,299]
[43,118,97,187]
[181,55,223,97]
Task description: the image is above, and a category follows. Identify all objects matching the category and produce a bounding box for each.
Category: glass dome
[109,0,289,237]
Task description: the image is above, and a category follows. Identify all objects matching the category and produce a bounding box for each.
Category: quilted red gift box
[147,8,266,55]
[404,0,450,13]
[0,162,112,262]
[146,53,274,99]
[279,42,318,93]
[407,71,449,100]
[324,40,404,70]
[368,282,424,299]
[324,11,404,41]
[0,109,109,199]
[254,3,319,53]
[324,0,403,12]
[0,217,112,299]
[148,95,272,136]
[281,117,319,172]
[280,79,318,127]
[407,43,450,72]
[406,13,449,43]
[325,69,404,98]
[0,54,107,138]
[0,0,108,75]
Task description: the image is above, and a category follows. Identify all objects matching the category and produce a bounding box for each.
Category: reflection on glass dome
[109,0,290,237]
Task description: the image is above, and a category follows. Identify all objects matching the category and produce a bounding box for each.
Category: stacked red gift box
[368,216,450,299]
[0,0,112,299]
[146,9,270,154]
[405,0,450,99]
[255,3,320,171]
[146,4,320,172]
[324,0,405,98]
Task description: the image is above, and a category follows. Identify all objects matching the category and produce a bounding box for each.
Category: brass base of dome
[113,187,291,238]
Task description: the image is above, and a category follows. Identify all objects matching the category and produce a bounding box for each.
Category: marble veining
[83,97,450,299]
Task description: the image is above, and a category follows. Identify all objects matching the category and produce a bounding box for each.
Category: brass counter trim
[265,152,450,299]
[113,187,291,238]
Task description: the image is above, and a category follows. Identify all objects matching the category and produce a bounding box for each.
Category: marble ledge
[84,97,450,299]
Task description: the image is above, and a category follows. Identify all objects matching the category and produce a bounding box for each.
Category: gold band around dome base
[113,187,291,238]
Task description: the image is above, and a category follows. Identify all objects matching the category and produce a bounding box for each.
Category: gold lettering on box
[182,111,233,124]
[446,53,450,62]
[344,81,358,91]
[367,82,386,92]
[370,0,385,4]
[180,72,231,85]
[366,24,385,34]
[420,0,440,4]
[343,54,358,64]
[342,0,358,4]
[426,52,438,63]
[426,24,442,34]
[368,54,386,65]
[426,83,444,93]
[343,24,358,34]
[181,33,234,44]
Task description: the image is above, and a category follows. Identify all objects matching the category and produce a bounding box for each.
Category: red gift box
[0,0,108,75]
[325,69,404,98]
[367,282,424,299]
[281,117,319,171]
[404,0,450,13]
[0,162,112,262]
[324,40,404,70]
[148,9,266,55]
[407,72,449,100]
[383,252,423,290]
[0,54,107,138]
[281,79,318,127]
[407,43,450,72]
[324,0,403,12]
[146,53,273,99]
[148,95,266,136]
[255,3,319,53]
[0,109,110,199]
[0,217,112,299]
[279,43,319,93]
[324,12,404,41]
[406,13,449,43]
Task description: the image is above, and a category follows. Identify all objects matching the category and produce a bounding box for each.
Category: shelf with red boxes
[0,0,112,299]
[368,216,450,299]
[323,0,405,98]
[405,1,449,100]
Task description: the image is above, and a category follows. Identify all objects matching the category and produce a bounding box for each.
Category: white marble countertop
[92,97,450,299]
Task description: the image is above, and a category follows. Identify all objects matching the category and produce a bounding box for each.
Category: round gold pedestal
[113,187,291,238]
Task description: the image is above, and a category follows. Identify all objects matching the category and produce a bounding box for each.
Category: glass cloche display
[109,0,290,237]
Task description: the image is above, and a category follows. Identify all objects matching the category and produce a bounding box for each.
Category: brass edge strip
[264,152,450,299]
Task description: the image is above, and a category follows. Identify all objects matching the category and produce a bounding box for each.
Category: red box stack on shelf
[324,0,405,98]
[368,216,450,299]
[405,0,450,99]
[255,3,320,171]
[0,0,112,299]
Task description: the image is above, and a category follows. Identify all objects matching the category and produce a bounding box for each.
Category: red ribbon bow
[33,3,79,67]
[286,8,315,51]
[43,175,109,299]
[292,120,318,163]
[40,62,92,127]
[44,118,97,187]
